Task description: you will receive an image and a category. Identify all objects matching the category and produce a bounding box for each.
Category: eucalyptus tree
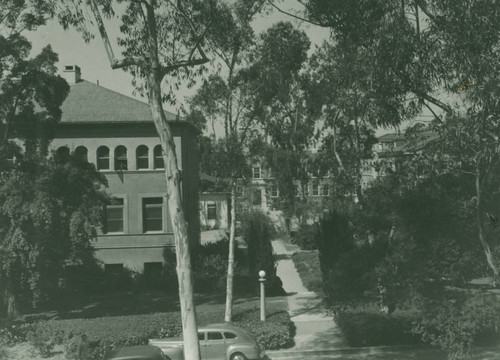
[58,1,218,357]
[246,21,315,227]
[189,0,266,322]
[299,0,500,281]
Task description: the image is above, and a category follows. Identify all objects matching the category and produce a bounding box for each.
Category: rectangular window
[207,203,217,220]
[143,197,163,232]
[252,166,261,179]
[271,185,279,198]
[312,183,320,196]
[236,186,244,198]
[104,198,124,233]
[322,185,330,196]
[104,263,123,276]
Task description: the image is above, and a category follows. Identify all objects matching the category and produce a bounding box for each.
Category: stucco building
[51,65,200,275]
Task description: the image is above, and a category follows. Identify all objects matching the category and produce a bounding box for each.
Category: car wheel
[230,352,247,360]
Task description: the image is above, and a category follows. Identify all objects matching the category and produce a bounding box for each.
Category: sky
[25,2,330,116]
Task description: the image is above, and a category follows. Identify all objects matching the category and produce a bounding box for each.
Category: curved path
[271,240,347,350]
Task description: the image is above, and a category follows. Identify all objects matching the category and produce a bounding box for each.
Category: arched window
[153,145,164,169]
[114,145,128,170]
[74,146,88,161]
[97,146,110,170]
[56,146,70,158]
[136,145,149,170]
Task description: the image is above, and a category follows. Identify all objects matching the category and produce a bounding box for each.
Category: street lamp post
[259,270,266,322]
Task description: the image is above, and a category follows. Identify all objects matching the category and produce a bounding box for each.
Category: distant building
[362,130,437,188]
[51,65,200,274]
[199,174,230,230]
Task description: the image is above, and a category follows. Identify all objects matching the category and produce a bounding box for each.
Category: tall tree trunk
[475,168,499,282]
[148,69,201,359]
[225,180,237,322]
[353,117,363,204]
[144,3,200,353]
[6,291,19,319]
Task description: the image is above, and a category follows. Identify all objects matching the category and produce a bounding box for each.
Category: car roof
[198,324,253,338]
[106,345,165,360]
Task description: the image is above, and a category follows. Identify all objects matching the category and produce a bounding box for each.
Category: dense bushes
[291,223,317,250]
[18,304,294,359]
[332,302,421,347]
[413,291,500,359]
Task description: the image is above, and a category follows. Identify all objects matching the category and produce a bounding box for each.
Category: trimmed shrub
[291,251,323,292]
[241,211,283,295]
[29,304,294,359]
[291,223,317,250]
[332,302,421,347]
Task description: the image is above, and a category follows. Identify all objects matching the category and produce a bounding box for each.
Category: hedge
[332,303,421,347]
[16,305,294,359]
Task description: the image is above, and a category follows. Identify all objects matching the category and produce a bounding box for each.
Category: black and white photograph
[1,1,500,359]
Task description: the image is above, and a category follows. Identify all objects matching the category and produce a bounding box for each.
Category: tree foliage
[0,0,108,318]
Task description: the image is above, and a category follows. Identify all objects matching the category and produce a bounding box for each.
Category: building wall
[200,193,229,230]
[51,122,199,272]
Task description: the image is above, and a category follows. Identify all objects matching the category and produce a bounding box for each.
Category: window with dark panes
[198,332,205,341]
[143,197,163,232]
[271,185,279,198]
[115,145,128,170]
[104,263,123,276]
[207,332,223,340]
[136,145,149,169]
[154,145,164,169]
[312,183,320,196]
[56,146,70,159]
[252,166,261,179]
[104,198,124,233]
[74,146,88,161]
[207,203,216,220]
[224,332,237,339]
[97,146,110,170]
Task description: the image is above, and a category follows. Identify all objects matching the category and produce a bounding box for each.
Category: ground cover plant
[0,301,294,359]
[291,251,323,292]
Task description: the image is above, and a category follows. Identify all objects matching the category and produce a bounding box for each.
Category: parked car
[149,323,266,360]
[105,345,168,360]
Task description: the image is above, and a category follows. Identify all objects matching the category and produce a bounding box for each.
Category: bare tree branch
[267,0,328,27]
[89,0,145,69]
[413,89,453,113]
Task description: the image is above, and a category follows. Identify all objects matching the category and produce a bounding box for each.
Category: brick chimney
[62,65,81,84]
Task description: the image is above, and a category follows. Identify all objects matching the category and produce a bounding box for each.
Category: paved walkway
[271,240,348,350]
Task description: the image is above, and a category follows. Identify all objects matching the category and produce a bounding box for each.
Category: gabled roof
[60,80,177,124]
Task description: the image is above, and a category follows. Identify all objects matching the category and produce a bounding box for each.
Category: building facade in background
[51,65,200,275]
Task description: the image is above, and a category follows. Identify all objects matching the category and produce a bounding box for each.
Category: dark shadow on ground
[14,291,289,322]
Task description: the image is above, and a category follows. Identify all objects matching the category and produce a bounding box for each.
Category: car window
[224,332,237,340]
[198,332,205,341]
[207,332,223,340]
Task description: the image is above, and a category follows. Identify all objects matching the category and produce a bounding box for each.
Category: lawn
[291,250,323,292]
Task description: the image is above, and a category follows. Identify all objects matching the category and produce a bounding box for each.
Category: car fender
[154,345,184,360]
[226,344,259,360]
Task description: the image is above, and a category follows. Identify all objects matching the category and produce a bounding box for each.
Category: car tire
[230,353,247,360]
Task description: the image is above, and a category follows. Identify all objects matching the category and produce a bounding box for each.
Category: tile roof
[60,80,178,124]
